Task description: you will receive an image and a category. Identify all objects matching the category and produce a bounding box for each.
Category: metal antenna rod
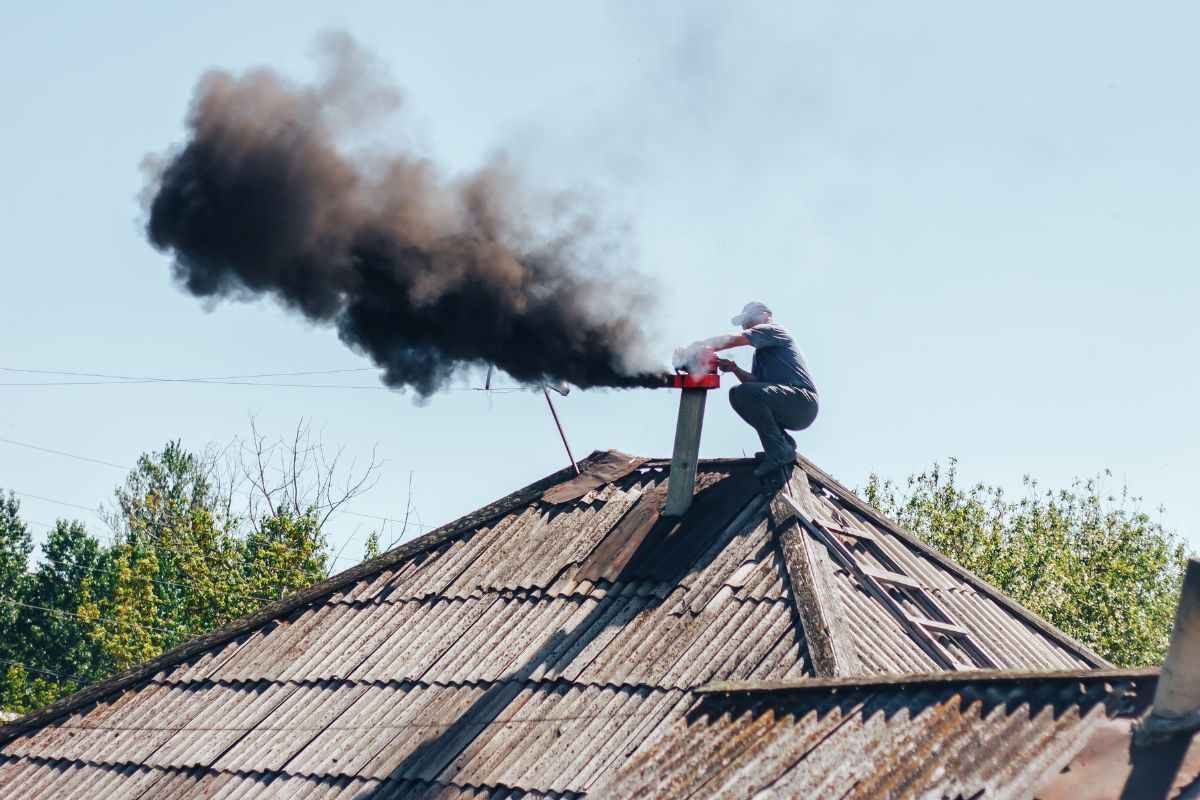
[542,386,580,475]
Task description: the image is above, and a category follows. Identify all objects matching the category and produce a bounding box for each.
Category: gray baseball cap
[731,301,771,327]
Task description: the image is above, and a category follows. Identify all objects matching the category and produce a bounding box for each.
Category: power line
[0,436,129,471]
[10,546,283,605]
[0,657,87,684]
[8,490,98,515]
[0,366,373,381]
[0,380,526,391]
[7,488,412,566]
[45,709,653,732]
[0,435,436,532]
[8,485,433,539]
[0,596,179,636]
[0,365,528,392]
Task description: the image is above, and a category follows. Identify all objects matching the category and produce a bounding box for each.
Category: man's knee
[728,383,751,411]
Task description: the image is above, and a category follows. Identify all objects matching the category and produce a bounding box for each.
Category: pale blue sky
[2,1,1197,563]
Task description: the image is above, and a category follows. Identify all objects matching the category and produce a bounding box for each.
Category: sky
[1,0,1197,564]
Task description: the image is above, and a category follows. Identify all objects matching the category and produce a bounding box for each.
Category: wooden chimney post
[664,387,708,516]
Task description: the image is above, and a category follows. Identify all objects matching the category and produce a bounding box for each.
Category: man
[703,301,819,479]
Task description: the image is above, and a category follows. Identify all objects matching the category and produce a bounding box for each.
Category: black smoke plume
[144,33,660,398]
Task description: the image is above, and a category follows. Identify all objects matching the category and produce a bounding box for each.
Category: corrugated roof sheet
[0,451,1117,797]
[595,671,1200,799]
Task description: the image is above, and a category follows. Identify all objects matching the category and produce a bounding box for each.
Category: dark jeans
[728,382,819,466]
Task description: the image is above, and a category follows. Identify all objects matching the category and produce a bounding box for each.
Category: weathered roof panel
[594,672,1198,799]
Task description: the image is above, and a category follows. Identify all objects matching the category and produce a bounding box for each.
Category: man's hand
[716,357,753,384]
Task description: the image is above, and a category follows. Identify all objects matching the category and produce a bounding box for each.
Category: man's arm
[702,333,752,381]
[673,333,752,373]
[702,333,750,352]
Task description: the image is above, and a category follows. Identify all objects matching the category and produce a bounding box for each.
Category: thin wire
[1,544,282,605]
[0,436,130,471]
[8,490,98,515]
[0,430,439,532]
[0,596,179,636]
[47,710,653,732]
[0,657,86,684]
[0,379,525,393]
[8,490,346,568]
[8,486,434,549]
[0,364,532,392]
[0,366,373,381]
[335,507,433,529]
[0,380,529,391]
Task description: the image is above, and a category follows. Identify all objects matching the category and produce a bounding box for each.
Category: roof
[594,669,1200,799]
[0,450,1114,797]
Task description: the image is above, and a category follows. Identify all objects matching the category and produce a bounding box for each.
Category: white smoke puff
[671,342,716,375]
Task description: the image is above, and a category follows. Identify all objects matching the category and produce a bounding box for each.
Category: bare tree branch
[216,418,383,536]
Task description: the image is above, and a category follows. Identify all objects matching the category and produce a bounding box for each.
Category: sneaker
[754,464,789,491]
[753,460,789,479]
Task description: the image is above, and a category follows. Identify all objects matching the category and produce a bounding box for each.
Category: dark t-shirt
[744,323,817,393]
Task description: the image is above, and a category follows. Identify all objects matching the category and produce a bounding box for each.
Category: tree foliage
[1,422,376,713]
[864,459,1189,667]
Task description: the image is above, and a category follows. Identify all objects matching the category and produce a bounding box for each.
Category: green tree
[2,425,377,713]
[19,521,111,684]
[0,663,67,716]
[864,460,1188,667]
[109,440,217,544]
[0,498,104,710]
[81,428,367,671]
[0,493,32,649]
[80,544,163,671]
[363,530,382,561]
[242,510,327,602]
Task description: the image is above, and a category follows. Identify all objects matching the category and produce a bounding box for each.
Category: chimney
[663,368,720,517]
[1137,558,1200,744]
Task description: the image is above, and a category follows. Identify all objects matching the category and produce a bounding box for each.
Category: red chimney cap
[670,371,720,390]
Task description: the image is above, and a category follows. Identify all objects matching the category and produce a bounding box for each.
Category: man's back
[745,323,817,393]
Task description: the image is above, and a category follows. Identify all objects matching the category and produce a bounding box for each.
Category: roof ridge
[699,665,1158,695]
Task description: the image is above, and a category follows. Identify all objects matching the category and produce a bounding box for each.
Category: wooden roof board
[576,483,667,583]
[617,471,756,584]
[540,451,648,505]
